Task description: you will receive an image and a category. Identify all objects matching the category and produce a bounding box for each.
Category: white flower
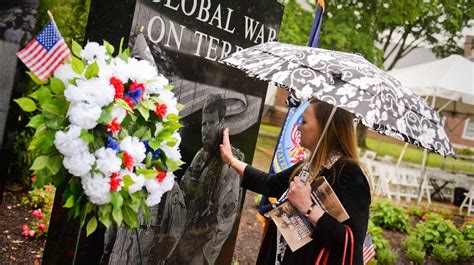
[63,151,95,177]
[160,143,182,161]
[67,102,102,129]
[172,132,182,146]
[160,172,175,193]
[54,125,89,157]
[54,63,80,85]
[94,147,122,176]
[111,105,126,123]
[128,172,146,194]
[111,58,132,82]
[128,58,157,83]
[158,90,179,117]
[97,60,114,80]
[71,78,115,107]
[80,42,108,63]
[145,190,164,206]
[81,173,111,205]
[119,136,146,163]
[145,178,161,193]
[145,75,169,96]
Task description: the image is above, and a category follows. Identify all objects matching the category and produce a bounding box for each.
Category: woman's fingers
[222,128,230,146]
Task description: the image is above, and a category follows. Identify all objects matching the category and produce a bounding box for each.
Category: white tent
[388,54,474,115]
[387,55,474,204]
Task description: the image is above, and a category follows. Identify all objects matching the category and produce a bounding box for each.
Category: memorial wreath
[15,40,184,235]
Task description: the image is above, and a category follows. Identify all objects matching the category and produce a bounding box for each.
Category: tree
[278,0,473,148]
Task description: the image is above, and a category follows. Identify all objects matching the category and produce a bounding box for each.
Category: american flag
[363,232,376,264]
[16,20,71,81]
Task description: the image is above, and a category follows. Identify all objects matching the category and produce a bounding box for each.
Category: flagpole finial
[139,26,144,33]
[47,10,54,21]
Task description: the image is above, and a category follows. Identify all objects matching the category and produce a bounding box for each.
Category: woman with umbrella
[220,98,371,265]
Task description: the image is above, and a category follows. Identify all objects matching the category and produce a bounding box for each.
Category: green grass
[366,138,474,173]
[258,123,474,173]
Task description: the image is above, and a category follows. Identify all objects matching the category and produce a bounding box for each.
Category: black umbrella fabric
[221,42,455,158]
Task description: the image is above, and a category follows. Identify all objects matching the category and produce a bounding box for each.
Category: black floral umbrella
[221,42,455,158]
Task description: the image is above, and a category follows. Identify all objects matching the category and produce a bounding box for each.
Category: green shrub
[403,235,425,264]
[254,194,262,207]
[432,244,458,263]
[22,184,56,209]
[461,220,474,242]
[368,220,398,265]
[370,199,409,233]
[404,214,472,262]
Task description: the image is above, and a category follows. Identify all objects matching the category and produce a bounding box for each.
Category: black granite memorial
[43,0,284,264]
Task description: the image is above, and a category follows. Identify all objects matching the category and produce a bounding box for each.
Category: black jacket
[241,160,371,265]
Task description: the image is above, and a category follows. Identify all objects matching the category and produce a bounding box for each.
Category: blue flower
[143,140,161,160]
[124,88,143,105]
[107,136,120,153]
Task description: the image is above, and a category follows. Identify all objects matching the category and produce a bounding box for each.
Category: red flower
[37,223,46,232]
[129,82,145,94]
[32,209,43,220]
[123,97,134,108]
[123,151,134,171]
[21,224,29,231]
[156,171,166,183]
[21,229,29,237]
[28,230,35,237]
[31,175,36,183]
[106,118,121,134]
[154,103,167,118]
[109,173,123,192]
[110,77,124,99]
[421,215,427,222]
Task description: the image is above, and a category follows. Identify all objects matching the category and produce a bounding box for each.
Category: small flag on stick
[16,11,70,81]
[363,232,376,264]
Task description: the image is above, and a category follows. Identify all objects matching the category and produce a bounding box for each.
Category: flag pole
[47,10,55,22]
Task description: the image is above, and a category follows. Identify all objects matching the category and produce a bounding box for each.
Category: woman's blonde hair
[292,100,360,183]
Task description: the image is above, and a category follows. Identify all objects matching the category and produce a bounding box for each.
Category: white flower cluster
[52,42,181,207]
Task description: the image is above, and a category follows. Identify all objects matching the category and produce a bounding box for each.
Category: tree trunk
[356,123,368,149]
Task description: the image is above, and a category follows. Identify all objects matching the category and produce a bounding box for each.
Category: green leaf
[122,205,138,228]
[64,195,75,208]
[26,71,48,84]
[122,174,134,190]
[80,129,94,144]
[86,216,98,236]
[136,168,158,179]
[141,200,151,225]
[46,155,62,175]
[115,98,133,112]
[111,192,123,209]
[97,105,113,124]
[41,102,61,117]
[85,61,99,79]
[163,85,174,90]
[167,137,178,147]
[118,37,124,54]
[71,56,85,74]
[30,86,52,104]
[50,77,65,95]
[132,126,148,139]
[176,103,184,111]
[30,156,49,170]
[103,40,115,55]
[26,115,44,129]
[112,208,123,226]
[167,159,184,172]
[14,97,36,112]
[71,40,83,58]
[145,152,152,168]
[148,139,161,151]
[138,105,150,121]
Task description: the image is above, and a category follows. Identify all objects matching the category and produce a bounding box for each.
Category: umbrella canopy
[388,55,474,115]
[221,42,455,158]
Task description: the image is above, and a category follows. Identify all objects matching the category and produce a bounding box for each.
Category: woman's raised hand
[219,128,234,164]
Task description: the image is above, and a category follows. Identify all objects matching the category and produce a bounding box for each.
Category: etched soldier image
[169,93,244,265]
[100,181,186,265]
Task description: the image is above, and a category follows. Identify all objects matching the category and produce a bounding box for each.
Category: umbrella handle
[307,104,338,166]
